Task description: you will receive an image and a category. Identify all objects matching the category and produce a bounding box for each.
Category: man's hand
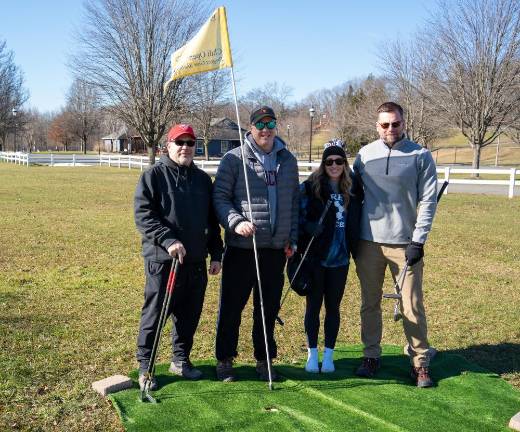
[167,240,186,264]
[235,221,256,237]
[405,242,424,266]
[284,243,296,258]
[208,261,222,275]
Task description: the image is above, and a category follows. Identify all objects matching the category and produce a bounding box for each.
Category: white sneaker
[321,347,335,373]
[305,348,319,373]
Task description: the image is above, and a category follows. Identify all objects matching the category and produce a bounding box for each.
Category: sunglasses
[378,121,402,129]
[254,120,277,130]
[324,158,346,166]
[173,139,195,147]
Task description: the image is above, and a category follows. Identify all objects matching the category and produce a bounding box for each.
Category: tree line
[1,0,518,168]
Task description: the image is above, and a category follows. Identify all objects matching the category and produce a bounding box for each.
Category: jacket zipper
[385,147,391,175]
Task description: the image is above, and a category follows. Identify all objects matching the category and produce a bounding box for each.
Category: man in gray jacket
[353,102,438,387]
[213,106,299,382]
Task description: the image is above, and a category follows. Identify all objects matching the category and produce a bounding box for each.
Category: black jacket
[134,155,223,264]
[299,174,363,261]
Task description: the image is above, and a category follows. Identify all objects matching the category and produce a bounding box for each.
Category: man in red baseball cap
[134,123,223,389]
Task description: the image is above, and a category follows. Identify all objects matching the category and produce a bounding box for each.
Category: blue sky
[1,0,432,113]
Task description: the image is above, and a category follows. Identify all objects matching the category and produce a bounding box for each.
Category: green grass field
[1,164,519,431]
[110,345,519,432]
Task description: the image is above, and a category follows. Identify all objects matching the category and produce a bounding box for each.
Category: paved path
[444,183,519,197]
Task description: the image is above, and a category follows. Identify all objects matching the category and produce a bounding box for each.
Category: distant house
[101,128,145,153]
[196,118,246,158]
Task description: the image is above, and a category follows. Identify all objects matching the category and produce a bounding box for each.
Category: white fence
[1,152,518,198]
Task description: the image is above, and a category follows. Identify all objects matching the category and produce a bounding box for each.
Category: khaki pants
[355,240,430,367]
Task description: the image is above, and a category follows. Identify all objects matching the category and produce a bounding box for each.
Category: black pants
[136,260,207,371]
[305,264,348,349]
[215,246,286,361]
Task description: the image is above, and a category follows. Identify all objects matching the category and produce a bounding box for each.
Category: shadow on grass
[127,343,520,402]
[443,343,520,376]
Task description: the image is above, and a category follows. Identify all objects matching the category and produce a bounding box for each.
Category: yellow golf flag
[165,6,233,86]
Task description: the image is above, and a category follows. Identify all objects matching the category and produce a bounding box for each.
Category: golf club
[140,258,180,403]
[382,263,408,321]
[382,180,449,322]
[276,199,333,326]
[231,72,275,390]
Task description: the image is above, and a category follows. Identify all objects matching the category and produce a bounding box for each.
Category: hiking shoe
[169,360,203,380]
[355,357,381,378]
[256,360,279,381]
[216,358,236,382]
[138,372,158,391]
[411,366,434,388]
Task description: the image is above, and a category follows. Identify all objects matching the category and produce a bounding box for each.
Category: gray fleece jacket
[213,134,299,249]
[353,137,437,244]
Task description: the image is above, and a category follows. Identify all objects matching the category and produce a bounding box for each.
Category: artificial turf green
[109,344,520,431]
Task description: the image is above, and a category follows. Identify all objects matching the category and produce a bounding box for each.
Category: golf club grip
[437,180,449,202]
[166,258,180,294]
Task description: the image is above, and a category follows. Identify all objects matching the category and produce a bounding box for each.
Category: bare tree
[66,79,101,154]
[242,81,294,126]
[427,0,520,169]
[333,76,389,153]
[23,109,52,152]
[186,70,230,159]
[71,0,209,164]
[48,111,75,151]
[0,40,28,151]
[380,38,449,149]
[504,125,520,146]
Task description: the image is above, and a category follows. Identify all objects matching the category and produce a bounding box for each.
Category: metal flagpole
[229,66,274,390]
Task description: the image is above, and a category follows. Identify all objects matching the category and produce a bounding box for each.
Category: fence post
[51,153,54,167]
[444,166,451,194]
[128,156,131,169]
[118,155,121,168]
[26,153,30,167]
[509,168,516,199]
[141,156,144,171]
[108,154,111,167]
[73,153,76,167]
[454,147,457,164]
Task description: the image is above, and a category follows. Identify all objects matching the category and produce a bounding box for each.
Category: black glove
[405,242,424,266]
[304,221,324,238]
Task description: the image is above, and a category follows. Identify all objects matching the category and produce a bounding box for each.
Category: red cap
[167,124,196,141]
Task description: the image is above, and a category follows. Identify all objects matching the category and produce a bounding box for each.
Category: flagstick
[229,66,274,390]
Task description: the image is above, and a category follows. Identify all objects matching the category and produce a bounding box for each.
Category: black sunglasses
[324,158,346,166]
[174,139,196,147]
[254,120,277,130]
[378,121,402,129]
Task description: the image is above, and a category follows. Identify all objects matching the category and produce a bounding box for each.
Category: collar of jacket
[380,135,408,150]
[243,132,287,160]
[158,154,194,171]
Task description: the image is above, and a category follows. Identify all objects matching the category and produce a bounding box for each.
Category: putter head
[393,302,402,322]
[139,378,157,403]
[383,293,402,300]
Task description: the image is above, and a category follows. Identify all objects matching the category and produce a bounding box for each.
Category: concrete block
[92,375,133,397]
[403,344,437,359]
[510,411,520,431]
